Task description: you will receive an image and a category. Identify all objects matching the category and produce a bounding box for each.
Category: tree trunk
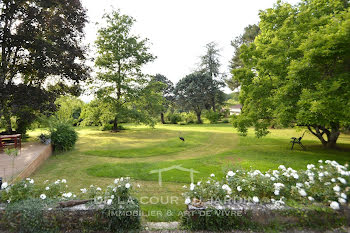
[113,116,118,131]
[196,111,202,124]
[307,125,340,148]
[160,112,165,124]
[4,111,12,133]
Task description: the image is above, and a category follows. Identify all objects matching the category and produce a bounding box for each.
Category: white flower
[114,178,119,184]
[24,184,27,188]
[197,181,201,185]
[26,178,31,181]
[270,177,276,181]
[61,179,67,183]
[274,183,285,190]
[318,172,324,177]
[296,183,303,188]
[227,171,235,177]
[278,165,286,170]
[293,174,299,179]
[330,201,340,210]
[111,195,115,199]
[338,198,346,204]
[298,189,307,197]
[96,187,102,191]
[55,180,60,184]
[62,192,72,198]
[137,184,141,188]
[80,188,87,193]
[252,196,259,203]
[222,184,232,193]
[265,173,271,178]
[324,182,331,186]
[45,187,50,190]
[318,160,323,163]
[40,194,46,200]
[338,177,347,184]
[331,178,336,182]
[206,180,210,184]
[333,185,341,192]
[210,173,215,177]
[29,179,34,184]
[1,182,8,189]
[182,185,187,188]
[341,193,347,199]
[307,164,315,170]
[308,196,314,201]
[125,183,131,189]
[190,183,195,191]
[274,190,280,195]
[185,198,191,205]
[237,186,242,192]
[107,199,113,205]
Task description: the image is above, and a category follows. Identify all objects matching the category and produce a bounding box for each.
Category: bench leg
[291,142,295,150]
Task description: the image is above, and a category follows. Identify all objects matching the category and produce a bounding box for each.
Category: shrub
[49,121,78,151]
[165,112,182,124]
[181,112,197,124]
[205,110,221,124]
[183,160,350,209]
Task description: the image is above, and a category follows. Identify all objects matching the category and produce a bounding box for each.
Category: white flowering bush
[184,160,350,210]
[0,177,136,206]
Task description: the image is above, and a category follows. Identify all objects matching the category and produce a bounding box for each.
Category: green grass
[29,124,350,222]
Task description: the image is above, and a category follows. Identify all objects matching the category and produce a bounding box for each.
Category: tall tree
[199,42,225,112]
[232,0,350,148]
[94,10,156,131]
[151,74,174,124]
[175,72,212,123]
[227,24,260,91]
[0,0,88,133]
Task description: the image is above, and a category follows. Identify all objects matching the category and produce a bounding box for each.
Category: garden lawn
[29,124,350,221]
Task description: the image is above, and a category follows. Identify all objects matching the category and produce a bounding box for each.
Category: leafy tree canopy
[175,71,213,123]
[94,9,161,130]
[232,0,350,148]
[0,0,88,133]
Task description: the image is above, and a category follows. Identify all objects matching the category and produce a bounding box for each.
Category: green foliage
[205,110,221,124]
[199,42,226,112]
[0,0,89,134]
[94,9,158,131]
[165,112,182,124]
[181,112,197,124]
[231,0,350,147]
[175,72,214,123]
[55,96,84,126]
[4,198,59,233]
[49,121,78,151]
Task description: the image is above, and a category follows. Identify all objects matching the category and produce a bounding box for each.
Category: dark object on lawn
[290,131,306,150]
[179,137,185,142]
[0,177,2,190]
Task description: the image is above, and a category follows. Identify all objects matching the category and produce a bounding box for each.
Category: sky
[81,0,299,101]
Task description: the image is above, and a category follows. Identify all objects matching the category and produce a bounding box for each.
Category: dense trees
[231,0,350,148]
[0,0,88,134]
[174,72,213,123]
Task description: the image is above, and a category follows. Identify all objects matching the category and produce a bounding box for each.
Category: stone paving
[0,142,48,182]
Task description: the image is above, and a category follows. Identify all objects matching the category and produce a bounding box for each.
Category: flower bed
[182,160,350,231]
[0,177,141,232]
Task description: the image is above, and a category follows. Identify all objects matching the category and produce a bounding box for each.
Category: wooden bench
[0,134,21,149]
